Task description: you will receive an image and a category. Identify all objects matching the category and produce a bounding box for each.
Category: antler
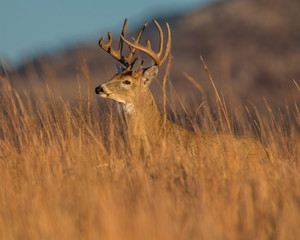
[120,19,171,67]
[98,18,147,69]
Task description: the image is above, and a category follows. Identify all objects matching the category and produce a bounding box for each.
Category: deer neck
[118,89,162,137]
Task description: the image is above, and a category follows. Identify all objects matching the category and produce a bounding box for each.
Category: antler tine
[120,19,171,67]
[119,18,128,57]
[127,57,138,70]
[99,18,132,68]
[124,21,148,64]
[138,59,145,72]
[99,31,125,65]
[159,22,171,66]
[99,18,149,69]
[153,19,164,58]
[135,21,148,45]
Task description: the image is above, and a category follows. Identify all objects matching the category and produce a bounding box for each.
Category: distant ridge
[8,0,300,106]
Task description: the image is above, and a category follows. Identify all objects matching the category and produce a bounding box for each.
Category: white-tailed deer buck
[95,19,268,160]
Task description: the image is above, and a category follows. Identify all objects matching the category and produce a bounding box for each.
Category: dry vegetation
[0,59,300,240]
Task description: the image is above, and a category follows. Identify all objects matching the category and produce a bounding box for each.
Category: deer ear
[143,66,158,86]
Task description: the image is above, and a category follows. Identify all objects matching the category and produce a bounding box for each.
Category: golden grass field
[0,60,300,240]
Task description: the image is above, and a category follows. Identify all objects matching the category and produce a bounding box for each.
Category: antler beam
[98,18,147,69]
[120,19,171,67]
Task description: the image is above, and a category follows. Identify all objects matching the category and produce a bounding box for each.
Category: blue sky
[0,0,213,65]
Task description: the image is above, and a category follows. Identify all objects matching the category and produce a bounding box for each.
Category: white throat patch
[118,103,134,114]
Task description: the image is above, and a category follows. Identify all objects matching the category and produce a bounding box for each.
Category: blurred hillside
[6,0,300,108]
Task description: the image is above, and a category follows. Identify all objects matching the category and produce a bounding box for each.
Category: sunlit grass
[0,60,299,240]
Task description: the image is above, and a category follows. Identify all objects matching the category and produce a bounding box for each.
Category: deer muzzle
[95,84,112,97]
[95,85,103,94]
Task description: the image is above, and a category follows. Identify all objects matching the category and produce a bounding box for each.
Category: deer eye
[123,80,131,85]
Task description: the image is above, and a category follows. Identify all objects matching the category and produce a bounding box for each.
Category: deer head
[95,18,171,109]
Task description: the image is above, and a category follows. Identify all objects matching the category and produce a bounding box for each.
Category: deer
[95,19,269,161]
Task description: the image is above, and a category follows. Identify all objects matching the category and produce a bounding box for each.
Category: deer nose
[95,86,103,94]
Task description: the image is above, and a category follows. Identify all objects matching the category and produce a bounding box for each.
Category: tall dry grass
[0,59,300,240]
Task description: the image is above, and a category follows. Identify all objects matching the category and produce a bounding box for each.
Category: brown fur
[95,67,269,161]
